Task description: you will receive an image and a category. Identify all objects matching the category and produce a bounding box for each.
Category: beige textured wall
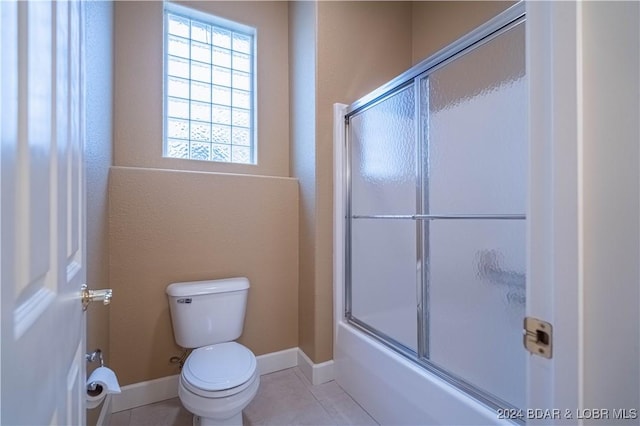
[85,1,113,424]
[310,1,414,362]
[109,167,298,385]
[111,0,297,386]
[113,1,289,177]
[412,1,515,63]
[86,0,112,363]
[288,1,318,360]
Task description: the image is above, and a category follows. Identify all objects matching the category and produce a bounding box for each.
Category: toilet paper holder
[86,349,105,392]
[86,349,104,367]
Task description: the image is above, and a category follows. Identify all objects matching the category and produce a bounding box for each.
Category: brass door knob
[81,284,113,311]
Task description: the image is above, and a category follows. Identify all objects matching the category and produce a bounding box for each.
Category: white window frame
[163,2,257,164]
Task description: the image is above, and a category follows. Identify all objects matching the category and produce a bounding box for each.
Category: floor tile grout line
[290,367,339,422]
[286,367,353,426]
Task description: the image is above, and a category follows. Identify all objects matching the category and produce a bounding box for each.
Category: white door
[1,1,87,425]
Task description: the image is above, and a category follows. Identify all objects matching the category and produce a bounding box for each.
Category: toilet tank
[166,277,250,348]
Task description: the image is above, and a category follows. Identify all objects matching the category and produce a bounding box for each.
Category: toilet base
[179,372,258,426]
[193,412,243,426]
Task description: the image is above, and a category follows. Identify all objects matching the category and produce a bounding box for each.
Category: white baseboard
[256,347,299,375]
[111,346,303,413]
[111,374,179,413]
[297,348,335,385]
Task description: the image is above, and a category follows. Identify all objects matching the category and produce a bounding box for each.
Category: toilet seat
[182,342,257,398]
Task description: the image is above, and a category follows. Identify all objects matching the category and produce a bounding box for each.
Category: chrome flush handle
[81,284,113,311]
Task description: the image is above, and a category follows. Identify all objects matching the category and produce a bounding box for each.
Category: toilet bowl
[166,278,259,426]
[178,343,259,426]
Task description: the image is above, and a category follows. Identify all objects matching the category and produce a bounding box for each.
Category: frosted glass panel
[428,219,525,409]
[425,22,526,214]
[351,219,417,352]
[350,86,416,216]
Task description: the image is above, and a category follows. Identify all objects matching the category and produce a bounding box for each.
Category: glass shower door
[348,83,418,353]
[345,10,527,413]
[421,20,527,409]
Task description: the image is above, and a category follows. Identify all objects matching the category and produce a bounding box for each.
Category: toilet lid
[183,342,257,392]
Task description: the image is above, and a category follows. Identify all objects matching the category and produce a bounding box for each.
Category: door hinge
[523,317,552,359]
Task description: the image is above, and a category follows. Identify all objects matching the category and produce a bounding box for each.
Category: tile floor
[109,367,378,426]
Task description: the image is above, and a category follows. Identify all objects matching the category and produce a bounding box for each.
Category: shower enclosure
[335,3,527,421]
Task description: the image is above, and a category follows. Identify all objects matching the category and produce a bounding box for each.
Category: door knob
[81,284,113,311]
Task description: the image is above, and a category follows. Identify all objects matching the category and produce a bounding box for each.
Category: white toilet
[166,277,259,426]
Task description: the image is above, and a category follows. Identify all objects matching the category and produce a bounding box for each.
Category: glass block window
[164,4,256,164]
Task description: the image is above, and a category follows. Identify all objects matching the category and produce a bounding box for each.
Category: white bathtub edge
[334,321,513,426]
